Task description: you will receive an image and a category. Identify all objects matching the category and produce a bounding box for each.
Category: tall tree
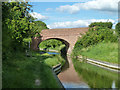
[2,1,33,59]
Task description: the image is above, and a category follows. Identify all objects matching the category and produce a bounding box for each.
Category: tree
[2,1,34,59]
[29,20,48,38]
[89,22,113,29]
[115,22,120,36]
[39,39,63,49]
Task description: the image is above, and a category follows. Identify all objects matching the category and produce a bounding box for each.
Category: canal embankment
[72,41,119,72]
[79,42,118,64]
[52,64,65,88]
[77,56,120,72]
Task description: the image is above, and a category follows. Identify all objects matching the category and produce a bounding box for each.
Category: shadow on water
[60,46,69,72]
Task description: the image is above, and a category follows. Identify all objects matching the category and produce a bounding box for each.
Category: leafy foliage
[89,22,113,29]
[39,39,63,49]
[2,1,49,60]
[33,21,48,32]
[29,21,48,37]
[2,2,34,60]
[2,2,32,42]
[73,26,118,56]
[115,22,120,36]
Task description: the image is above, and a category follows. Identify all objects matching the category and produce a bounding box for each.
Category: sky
[29,0,119,29]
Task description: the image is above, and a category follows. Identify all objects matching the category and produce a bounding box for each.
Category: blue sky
[29,0,119,29]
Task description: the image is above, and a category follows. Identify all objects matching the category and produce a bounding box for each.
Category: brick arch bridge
[31,27,89,54]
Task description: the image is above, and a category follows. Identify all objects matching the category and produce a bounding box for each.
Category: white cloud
[56,0,119,14]
[56,5,80,14]
[47,19,115,29]
[30,12,48,21]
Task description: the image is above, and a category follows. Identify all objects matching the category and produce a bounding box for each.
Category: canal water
[58,56,89,88]
[40,51,59,55]
[60,56,119,88]
[42,51,119,88]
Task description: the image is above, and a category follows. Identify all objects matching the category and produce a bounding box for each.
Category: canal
[42,51,119,88]
[58,55,89,88]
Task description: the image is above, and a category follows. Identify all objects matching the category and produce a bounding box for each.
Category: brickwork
[31,27,89,54]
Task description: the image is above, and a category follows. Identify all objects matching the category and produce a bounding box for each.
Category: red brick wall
[31,27,89,53]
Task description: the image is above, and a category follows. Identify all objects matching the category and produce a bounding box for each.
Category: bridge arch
[38,38,70,54]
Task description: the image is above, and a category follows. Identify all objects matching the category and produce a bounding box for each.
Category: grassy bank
[2,51,61,88]
[44,54,65,67]
[72,58,119,88]
[80,42,118,64]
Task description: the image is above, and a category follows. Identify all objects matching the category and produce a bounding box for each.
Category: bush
[73,27,118,56]
[89,22,113,29]
[115,22,120,35]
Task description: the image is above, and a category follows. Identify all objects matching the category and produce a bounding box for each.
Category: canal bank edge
[77,55,120,72]
[51,65,65,89]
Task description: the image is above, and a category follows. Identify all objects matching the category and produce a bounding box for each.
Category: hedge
[89,22,113,29]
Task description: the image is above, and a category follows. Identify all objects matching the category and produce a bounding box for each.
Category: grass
[42,54,65,67]
[72,58,119,88]
[2,51,62,88]
[45,57,59,67]
[80,42,118,64]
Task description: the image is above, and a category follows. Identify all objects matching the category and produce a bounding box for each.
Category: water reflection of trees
[73,59,119,88]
